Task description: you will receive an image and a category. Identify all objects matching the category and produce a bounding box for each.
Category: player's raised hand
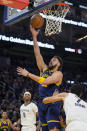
[17,67,29,77]
[30,25,40,37]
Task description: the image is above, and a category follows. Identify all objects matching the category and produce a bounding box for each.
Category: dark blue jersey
[0,119,9,131]
[39,69,60,99]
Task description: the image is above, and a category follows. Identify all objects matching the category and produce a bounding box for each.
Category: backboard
[4,0,62,25]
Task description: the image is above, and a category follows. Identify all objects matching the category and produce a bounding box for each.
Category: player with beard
[17,25,63,131]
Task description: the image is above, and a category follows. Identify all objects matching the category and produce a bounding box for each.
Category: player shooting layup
[17,25,63,131]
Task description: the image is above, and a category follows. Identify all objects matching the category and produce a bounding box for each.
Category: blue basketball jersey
[0,119,9,131]
[39,69,60,99]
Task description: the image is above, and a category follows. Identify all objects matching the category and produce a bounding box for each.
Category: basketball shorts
[65,121,87,131]
[38,101,61,131]
[21,125,36,131]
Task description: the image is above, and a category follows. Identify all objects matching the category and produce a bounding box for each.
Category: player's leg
[38,102,49,131]
[46,102,61,131]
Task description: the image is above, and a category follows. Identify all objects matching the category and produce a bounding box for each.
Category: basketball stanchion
[0,0,29,9]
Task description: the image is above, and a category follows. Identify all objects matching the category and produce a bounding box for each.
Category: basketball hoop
[41,2,70,36]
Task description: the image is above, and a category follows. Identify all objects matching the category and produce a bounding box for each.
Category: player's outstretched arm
[30,25,47,72]
[14,119,21,126]
[17,67,44,82]
[17,67,63,86]
[8,119,20,131]
[43,93,68,104]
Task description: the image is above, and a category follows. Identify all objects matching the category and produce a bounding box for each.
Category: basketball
[30,14,44,28]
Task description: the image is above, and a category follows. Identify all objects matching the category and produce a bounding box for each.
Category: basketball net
[42,2,70,36]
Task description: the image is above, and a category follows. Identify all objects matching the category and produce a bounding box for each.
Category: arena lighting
[64,1,73,6]
[67,81,87,85]
[0,35,55,49]
[81,82,87,85]
[79,5,87,9]
[67,80,74,84]
[65,1,87,10]
[76,35,87,42]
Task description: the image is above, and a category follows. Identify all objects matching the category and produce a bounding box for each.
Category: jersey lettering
[75,98,86,108]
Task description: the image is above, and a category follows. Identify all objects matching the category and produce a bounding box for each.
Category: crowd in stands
[0,55,87,130]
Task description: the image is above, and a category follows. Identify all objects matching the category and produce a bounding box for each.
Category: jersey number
[23,112,26,118]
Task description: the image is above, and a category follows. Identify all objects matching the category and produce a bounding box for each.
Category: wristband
[38,77,45,84]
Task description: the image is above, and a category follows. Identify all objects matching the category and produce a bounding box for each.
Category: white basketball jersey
[20,102,38,126]
[63,93,87,125]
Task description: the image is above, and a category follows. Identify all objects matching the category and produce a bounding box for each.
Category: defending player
[17,25,63,131]
[43,84,87,131]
